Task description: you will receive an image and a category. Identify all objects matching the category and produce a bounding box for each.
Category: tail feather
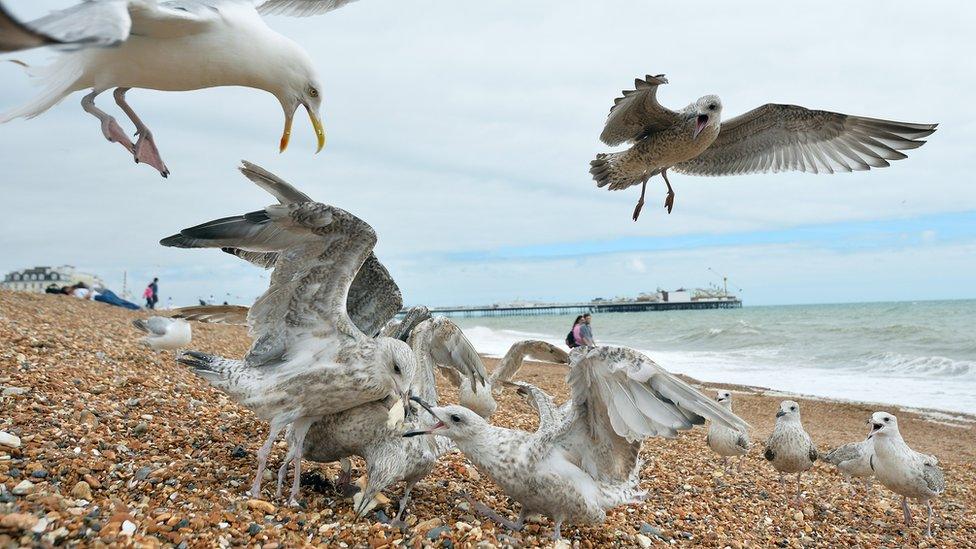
[590,151,656,191]
[132,319,149,334]
[0,54,82,123]
[177,350,258,400]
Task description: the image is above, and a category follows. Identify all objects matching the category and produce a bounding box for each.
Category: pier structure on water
[413,297,742,318]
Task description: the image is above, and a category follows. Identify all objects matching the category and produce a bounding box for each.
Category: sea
[451,300,976,415]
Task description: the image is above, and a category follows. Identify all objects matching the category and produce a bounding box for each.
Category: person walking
[579,313,596,346]
[566,315,584,348]
[145,277,159,309]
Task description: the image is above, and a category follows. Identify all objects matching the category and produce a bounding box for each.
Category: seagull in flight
[590,74,937,220]
[0,0,360,176]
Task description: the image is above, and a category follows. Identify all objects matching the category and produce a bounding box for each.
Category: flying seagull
[763,400,818,504]
[131,316,191,351]
[405,346,750,540]
[706,390,751,472]
[0,0,361,176]
[161,160,415,502]
[590,74,938,220]
[868,412,944,537]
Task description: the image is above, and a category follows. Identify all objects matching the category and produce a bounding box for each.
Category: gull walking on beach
[764,400,818,503]
[706,390,751,472]
[405,346,750,540]
[131,316,191,351]
[590,74,937,220]
[161,160,415,504]
[867,412,945,537]
[824,431,875,498]
[0,0,362,176]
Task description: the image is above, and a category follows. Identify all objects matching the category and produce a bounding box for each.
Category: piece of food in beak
[386,398,405,430]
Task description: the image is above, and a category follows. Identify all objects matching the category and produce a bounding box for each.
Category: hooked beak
[775,410,786,418]
[280,101,326,153]
[402,396,445,437]
[692,114,708,140]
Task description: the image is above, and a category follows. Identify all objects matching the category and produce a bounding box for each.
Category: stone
[247,523,262,535]
[427,525,450,540]
[121,520,137,536]
[635,534,653,548]
[231,445,247,459]
[12,479,35,495]
[31,469,48,479]
[71,481,93,500]
[415,517,442,532]
[0,431,21,448]
[2,387,29,397]
[0,513,38,530]
[641,523,662,537]
[132,421,149,436]
[247,499,276,514]
[134,466,152,481]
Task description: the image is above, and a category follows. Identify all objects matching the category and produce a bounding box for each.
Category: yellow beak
[279,105,326,153]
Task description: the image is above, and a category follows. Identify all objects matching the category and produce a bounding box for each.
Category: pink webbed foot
[133,131,169,178]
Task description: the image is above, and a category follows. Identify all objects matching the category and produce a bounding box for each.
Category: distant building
[1,265,104,294]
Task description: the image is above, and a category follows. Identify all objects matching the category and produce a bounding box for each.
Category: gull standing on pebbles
[406,346,750,540]
[868,412,944,537]
[590,74,937,220]
[131,316,191,351]
[0,0,362,176]
[764,400,818,503]
[823,430,875,497]
[160,160,415,504]
[706,390,751,472]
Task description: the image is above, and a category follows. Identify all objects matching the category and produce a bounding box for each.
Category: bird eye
[790,407,796,411]
[708,103,716,110]
[309,87,319,98]
[883,417,889,422]
[394,364,401,374]
[450,414,462,423]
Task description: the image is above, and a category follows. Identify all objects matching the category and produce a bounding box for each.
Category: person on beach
[566,315,584,348]
[145,277,159,309]
[579,313,596,346]
[69,282,141,310]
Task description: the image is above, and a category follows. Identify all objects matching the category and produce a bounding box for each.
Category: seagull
[292,315,488,520]
[706,390,750,472]
[590,74,938,220]
[823,429,874,497]
[131,316,191,350]
[867,411,945,537]
[0,0,361,176]
[428,327,570,418]
[405,346,750,540]
[161,160,415,503]
[763,400,818,503]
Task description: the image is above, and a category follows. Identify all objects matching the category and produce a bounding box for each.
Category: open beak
[692,114,708,140]
[279,102,326,153]
[869,422,883,436]
[402,396,445,437]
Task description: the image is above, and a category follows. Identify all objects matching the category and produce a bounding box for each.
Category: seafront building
[0,265,104,294]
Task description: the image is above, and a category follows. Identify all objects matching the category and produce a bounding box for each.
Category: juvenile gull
[131,316,191,351]
[0,0,362,175]
[706,390,751,472]
[823,429,874,497]
[590,74,938,220]
[429,326,570,418]
[868,411,945,537]
[161,160,415,503]
[406,346,750,539]
[763,400,818,503]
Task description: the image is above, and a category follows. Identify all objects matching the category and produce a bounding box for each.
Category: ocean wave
[857,352,976,379]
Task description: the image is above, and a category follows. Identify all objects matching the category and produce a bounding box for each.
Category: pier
[415,298,742,318]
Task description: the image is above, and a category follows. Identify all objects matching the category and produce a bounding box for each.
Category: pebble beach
[2,290,974,548]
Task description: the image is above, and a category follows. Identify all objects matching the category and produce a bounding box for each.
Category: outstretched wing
[379,306,432,341]
[599,74,681,146]
[255,0,360,17]
[489,340,570,387]
[172,305,250,325]
[162,200,376,368]
[674,104,936,176]
[408,317,488,401]
[503,381,564,437]
[554,346,750,483]
[132,316,172,336]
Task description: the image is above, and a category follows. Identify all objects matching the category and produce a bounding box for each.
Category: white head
[266,39,326,154]
[403,402,488,443]
[378,338,416,411]
[692,94,722,140]
[775,400,801,421]
[868,411,901,438]
[715,390,733,409]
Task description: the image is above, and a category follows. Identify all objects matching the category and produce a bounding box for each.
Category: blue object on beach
[94,289,141,310]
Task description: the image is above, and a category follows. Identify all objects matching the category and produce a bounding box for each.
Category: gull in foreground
[161,160,415,503]
[823,429,875,497]
[295,315,488,521]
[764,400,818,503]
[131,316,191,351]
[405,346,750,540]
[706,390,751,472]
[868,412,945,537]
[590,74,937,220]
[0,0,361,176]
[428,326,570,418]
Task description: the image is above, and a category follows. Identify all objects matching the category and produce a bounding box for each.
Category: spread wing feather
[599,74,681,146]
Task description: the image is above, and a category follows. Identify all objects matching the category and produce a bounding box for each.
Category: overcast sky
[1,0,973,307]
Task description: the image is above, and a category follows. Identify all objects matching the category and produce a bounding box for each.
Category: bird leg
[251,420,287,498]
[388,483,416,531]
[336,458,356,497]
[285,417,315,506]
[81,90,134,154]
[737,457,745,473]
[662,168,675,214]
[925,500,933,537]
[793,472,804,504]
[551,519,563,541]
[901,496,914,526]
[632,174,650,221]
[459,492,525,531]
[113,87,170,177]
